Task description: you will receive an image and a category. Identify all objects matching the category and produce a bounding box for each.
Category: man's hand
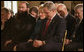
[64,39,72,45]
[33,40,44,47]
[4,40,12,47]
[27,39,33,43]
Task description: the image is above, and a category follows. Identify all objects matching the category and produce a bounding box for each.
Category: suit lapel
[46,14,58,35]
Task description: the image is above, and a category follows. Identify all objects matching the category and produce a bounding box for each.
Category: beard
[15,11,29,23]
[16,11,28,18]
[18,11,28,15]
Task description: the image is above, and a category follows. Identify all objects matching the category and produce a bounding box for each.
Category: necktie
[42,19,51,35]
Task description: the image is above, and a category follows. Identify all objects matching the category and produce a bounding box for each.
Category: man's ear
[64,8,67,11]
[27,8,29,13]
[27,8,29,10]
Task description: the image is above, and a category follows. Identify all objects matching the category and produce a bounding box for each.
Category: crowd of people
[1,1,83,51]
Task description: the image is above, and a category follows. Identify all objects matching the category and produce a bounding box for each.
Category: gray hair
[74,4,83,11]
[45,1,54,4]
[43,2,56,11]
[57,3,67,10]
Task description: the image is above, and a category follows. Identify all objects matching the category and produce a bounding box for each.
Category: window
[12,1,17,15]
[4,1,17,15]
[4,1,11,9]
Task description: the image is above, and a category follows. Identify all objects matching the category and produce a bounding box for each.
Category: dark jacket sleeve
[66,14,76,39]
[30,20,44,40]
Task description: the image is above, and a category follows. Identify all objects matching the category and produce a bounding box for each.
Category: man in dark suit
[57,3,76,44]
[1,7,15,51]
[16,2,66,51]
[64,4,83,51]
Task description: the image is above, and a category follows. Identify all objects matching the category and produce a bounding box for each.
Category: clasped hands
[4,40,12,47]
[64,39,72,45]
[28,39,46,47]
